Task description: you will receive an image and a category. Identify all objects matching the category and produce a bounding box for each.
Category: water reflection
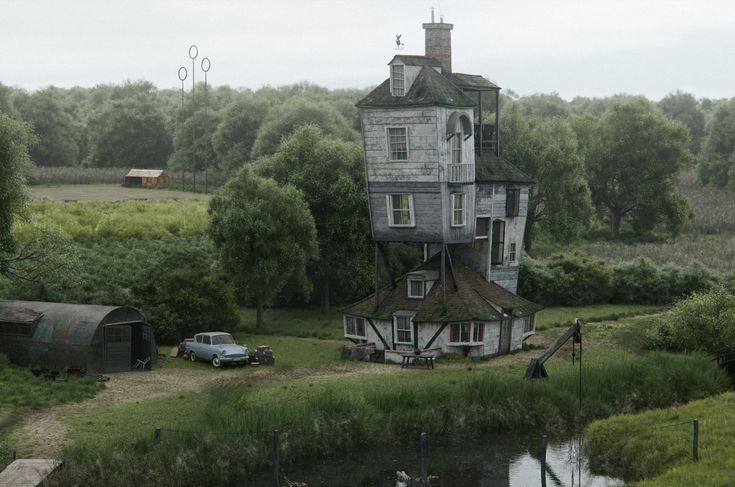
[246,432,622,487]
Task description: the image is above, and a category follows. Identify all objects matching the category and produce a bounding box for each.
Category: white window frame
[390,64,405,96]
[386,193,415,227]
[386,126,409,161]
[451,131,462,164]
[451,193,466,227]
[407,278,425,299]
[393,314,414,345]
[448,322,485,345]
[344,315,367,339]
[509,242,517,263]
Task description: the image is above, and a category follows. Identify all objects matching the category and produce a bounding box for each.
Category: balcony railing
[448,163,475,183]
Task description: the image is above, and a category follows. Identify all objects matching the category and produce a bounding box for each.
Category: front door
[499,315,512,355]
[104,325,131,372]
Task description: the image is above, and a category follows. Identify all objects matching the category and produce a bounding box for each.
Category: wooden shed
[0,301,157,373]
[124,169,171,187]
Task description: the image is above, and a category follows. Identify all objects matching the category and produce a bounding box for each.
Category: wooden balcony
[448,163,475,183]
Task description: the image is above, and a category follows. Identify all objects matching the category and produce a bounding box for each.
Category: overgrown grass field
[49,348,727,486]
[587,392,735,486]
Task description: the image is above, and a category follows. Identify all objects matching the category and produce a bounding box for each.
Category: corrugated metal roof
[357,66,476,109]
[343,255,542,322]
[126,169,166,178]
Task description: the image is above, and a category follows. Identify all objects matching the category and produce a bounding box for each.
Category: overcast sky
[3,0,734,100]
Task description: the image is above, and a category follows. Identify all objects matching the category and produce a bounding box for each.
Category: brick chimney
[423,13,453,74]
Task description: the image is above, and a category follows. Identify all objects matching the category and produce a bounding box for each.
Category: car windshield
[211,334,235,345]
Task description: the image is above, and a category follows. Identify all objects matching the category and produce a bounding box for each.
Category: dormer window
[391,65,405,96]
[408,278,425,299]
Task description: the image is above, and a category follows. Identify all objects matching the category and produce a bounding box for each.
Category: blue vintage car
[186,332,249,368]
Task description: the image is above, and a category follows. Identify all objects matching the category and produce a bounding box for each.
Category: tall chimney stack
[423,14,453,74]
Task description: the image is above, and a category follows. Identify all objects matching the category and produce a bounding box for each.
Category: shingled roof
[450,73,500,90]
[475,153,534,184]
[343,255,542,322]
[389,55,442,67]
[357,66,476,109]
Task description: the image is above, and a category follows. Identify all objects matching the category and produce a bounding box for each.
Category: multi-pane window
[491,220,506,265]
[391,65,405,96]
[394,315,413,344]
[408,279,424,299]
[387,194,414,226]
[449,322,485,344]
[451,132,462,164]
[451,193,465,227]
[388,127,408,160]
[506,186,520,217]
[345,316,366,338]
[509,242,517,262]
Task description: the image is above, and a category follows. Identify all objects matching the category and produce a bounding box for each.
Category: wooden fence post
[693,418,699,462]
[154,427,161,444]
[420,432,428,485]
[274,430,280,487]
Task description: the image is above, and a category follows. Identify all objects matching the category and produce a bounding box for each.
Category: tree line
[2,80,735,323]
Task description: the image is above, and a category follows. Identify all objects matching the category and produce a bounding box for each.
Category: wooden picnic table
[401,353,435,369]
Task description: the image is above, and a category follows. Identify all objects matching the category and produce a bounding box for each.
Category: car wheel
[211,355,222,368]
[189,352,196,362]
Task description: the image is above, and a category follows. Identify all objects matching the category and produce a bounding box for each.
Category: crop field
[677,170,735,235]
[29,184,211,203]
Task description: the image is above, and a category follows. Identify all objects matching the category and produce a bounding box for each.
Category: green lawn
[536,304,666,330]
[238,307,345,340]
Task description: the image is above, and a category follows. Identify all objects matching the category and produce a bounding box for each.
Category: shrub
[645,288,735,353]
[611,258,669,304]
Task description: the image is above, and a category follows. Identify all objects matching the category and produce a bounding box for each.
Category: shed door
[105,325,131,372]
[499,315,512,355]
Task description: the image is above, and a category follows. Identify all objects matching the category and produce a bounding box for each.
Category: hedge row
[518,252,721,306]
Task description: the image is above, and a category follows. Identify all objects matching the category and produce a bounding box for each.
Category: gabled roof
[357,66,476,109]
[343,255,542,323]
[475,153,534,184]
[388,55,442,67]
[450,73,500,90]
[126,169,167,178]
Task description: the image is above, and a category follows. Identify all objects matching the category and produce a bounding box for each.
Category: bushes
[645,288,735,353]
[520,253,719,306]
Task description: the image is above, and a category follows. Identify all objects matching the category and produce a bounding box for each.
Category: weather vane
[394,33,404,50]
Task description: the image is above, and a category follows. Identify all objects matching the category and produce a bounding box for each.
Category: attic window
[391,65,405,96]
[407,279,425,299]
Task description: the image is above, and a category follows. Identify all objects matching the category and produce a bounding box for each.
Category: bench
[401,353,435,369]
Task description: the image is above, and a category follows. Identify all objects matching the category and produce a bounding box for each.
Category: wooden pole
[154,427,161,444]
[273,430,280,487]
[693,418,699,462]
[540,435,547,487]
[420,432,428,485]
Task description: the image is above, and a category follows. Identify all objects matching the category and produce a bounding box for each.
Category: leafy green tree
[208,167,317,328]
[515,93,571,119]
[501,104,593,252]
[212,96,270,175]
[169,106,222,183]
[587,98,691,238]
[87,94,172,168]
[698,99,735,188]
[15,87,81,166]
[0,83,19,117]
[0,113,35,276]
[131,246,238,342]
[658,91,705,154]
[255,125,371,312]
[250,99,358,159]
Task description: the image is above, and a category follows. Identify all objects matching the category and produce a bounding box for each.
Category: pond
[246,431,623,486]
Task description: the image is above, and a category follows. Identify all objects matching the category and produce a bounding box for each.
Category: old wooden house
[124,169,171,187]
[343,15,542,362]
